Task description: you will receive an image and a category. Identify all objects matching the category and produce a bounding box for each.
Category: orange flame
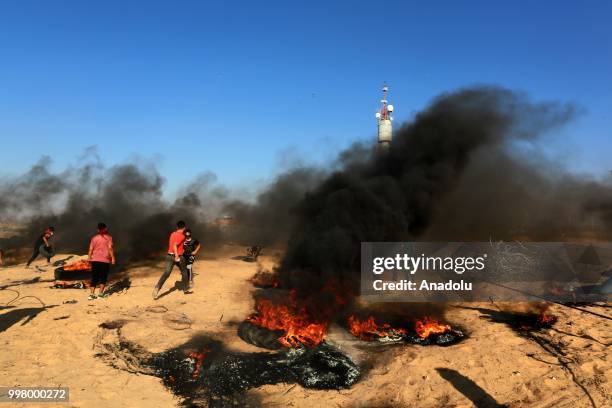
[347,315,407,340]
[247,293,327,347]
[537,312,556,326]
[518,311,557,331]
[63,260,92,271]
[414,317,452,338]
[348,316,453,341]
[188,349,210,378]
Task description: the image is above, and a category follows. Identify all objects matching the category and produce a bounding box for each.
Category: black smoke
[0,153,321,266]
[223,167,326,246]
[275,86,612,314]
[0,154,225,265]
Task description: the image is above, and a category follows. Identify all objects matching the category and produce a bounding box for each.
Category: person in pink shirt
[87,222,115,300]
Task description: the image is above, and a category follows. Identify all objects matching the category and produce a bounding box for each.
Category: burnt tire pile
[145,341,360,399]
[403,329,465,346]
[237,320,284,350]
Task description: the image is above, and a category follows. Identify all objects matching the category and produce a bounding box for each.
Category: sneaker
[152,287,159,300]
[98,292,109,298]
[184,289,193,295]
[87,294,97,301]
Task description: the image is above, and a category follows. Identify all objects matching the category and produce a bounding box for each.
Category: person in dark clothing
[26,227,55,267]
[181,229,201,294]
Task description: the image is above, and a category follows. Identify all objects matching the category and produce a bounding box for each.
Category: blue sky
[0,1,610,193]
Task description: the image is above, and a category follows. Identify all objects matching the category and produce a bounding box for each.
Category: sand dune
[0,246,610,407]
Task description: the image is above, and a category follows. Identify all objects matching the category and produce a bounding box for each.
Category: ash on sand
[94,321,360,407]
[148,338,361,397]
[475,308,558,332]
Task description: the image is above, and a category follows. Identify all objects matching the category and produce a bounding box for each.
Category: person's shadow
[436,368,506,407]
[104,278,131,296]
[0,305,57,333]
[0,276,46,289]
[156,281,182,300]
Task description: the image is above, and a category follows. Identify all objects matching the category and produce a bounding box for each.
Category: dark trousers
[155,254,189,292]
[184,258,194,289]
[27,245,54,266]
[91,261,111,287]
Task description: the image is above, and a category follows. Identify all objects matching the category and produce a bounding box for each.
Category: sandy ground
[0,245,610,408]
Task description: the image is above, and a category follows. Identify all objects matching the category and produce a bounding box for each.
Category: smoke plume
[274,86,612,315]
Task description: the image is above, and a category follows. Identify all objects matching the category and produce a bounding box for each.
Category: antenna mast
[376,84,393,149]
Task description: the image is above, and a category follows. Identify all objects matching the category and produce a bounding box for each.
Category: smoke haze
[0,154,222,264]
[2,87,612,291]
[0,151,321,265]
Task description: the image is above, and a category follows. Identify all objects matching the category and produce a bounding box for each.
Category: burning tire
[53,259,93,288]
[237,321,284,350]
[403,329,465,346]
[347,315,466,346]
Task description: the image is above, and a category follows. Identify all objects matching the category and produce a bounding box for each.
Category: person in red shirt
[87,222,115,300]
[153,220,189,299]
